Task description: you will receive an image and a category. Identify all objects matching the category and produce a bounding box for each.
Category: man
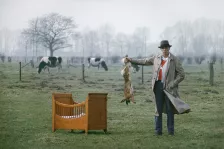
[126,40,186,136]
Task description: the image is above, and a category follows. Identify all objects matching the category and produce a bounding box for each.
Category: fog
[1,0,224,41]
[0,0,224,58]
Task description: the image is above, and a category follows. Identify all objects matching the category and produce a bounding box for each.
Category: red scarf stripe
[158,60,166,80]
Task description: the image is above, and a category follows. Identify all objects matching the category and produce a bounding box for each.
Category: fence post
[82,64,85,82]
[142,65,144,84]
[209,62,214,86]
[19,62,21,81]
[30,60,34,68]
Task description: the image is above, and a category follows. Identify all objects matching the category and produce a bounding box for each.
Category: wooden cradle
[52,92,108,134]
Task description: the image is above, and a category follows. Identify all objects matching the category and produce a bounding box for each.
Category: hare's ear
[121,58,127,64]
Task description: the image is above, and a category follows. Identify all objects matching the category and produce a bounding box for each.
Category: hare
[120,58,136,105]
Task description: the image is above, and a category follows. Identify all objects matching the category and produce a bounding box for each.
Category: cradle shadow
[70,130,112,135]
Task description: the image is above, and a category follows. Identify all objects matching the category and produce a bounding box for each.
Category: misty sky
[0,0,224,42]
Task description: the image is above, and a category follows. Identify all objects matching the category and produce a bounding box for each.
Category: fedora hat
[158,40,172,48]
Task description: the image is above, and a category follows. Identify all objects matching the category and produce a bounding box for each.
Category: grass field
[0,62,224,149]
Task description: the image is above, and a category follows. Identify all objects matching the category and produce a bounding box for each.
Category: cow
[87,57,108,71]
[0,54,5,63]
[8,56,12,63]
[37,56,62,74]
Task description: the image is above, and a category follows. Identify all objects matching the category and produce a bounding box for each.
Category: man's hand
[125,57,132,62]
[167,81,176,89]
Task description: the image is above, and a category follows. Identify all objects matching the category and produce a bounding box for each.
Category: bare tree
[0,30,3,54]
[23,13,76,56]
[192,34,209,56]
[133,27,150,57]
[160,21,193,56]
[19,34,31,63]
[84,30,100,56]
[113,32,127,57]
[99,24,115,61]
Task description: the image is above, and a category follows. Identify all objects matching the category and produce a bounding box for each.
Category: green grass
[0,62,224,149]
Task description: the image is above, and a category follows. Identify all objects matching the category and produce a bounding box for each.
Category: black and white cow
[8,56,12,63]
[0,54,5,63]
[87,57,108,71]
[37,56,62,74]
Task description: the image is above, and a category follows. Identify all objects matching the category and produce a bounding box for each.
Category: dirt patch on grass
[65,84,72,88]
[97,79,104,81]
[203,88,219,94]
[20,80,31,83]
[191,88,219,94]
[111,85,117,88]
[49,85,65,90]
[134,86,146,90]
[115,88,123,91]
[68,77,74,80]
[0,71,7,79]
[87,81,96,84]
[196,78,208,82]
[40,81,48,88]
[144,98,153,102]
[7,82,36,89]
[7,84,27,89]
[30,76,41,79]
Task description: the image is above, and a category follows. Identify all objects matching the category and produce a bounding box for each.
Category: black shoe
[155,132,162,136]
[168,132,174,136]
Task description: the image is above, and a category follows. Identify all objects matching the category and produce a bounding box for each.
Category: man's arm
[173,58,185,86]
[128,56,155,66]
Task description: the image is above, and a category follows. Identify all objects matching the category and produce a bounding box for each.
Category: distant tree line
[0,15,224,70]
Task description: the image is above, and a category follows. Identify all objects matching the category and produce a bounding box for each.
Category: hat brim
[158,45,172,48]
